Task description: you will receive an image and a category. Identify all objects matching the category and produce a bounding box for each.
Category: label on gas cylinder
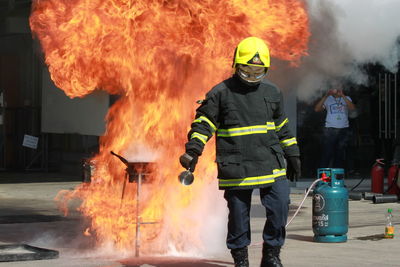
[313,194,325,212]
[313,214,329,227]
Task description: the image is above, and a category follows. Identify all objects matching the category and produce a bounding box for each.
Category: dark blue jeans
[320,127,350,168]
[223,179,290,249]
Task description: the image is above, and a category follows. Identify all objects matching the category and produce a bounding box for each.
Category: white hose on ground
[285,178,321,227]
[250,178,322,247]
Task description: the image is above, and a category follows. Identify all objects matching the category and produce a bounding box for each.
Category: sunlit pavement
[1,175,400,267]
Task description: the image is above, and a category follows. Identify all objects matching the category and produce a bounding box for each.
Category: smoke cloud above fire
[276,0,400,101]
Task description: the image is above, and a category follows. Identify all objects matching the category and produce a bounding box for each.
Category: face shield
[236,64,267,85]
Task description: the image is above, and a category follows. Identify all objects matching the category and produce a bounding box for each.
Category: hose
[251,178,321,247]
[385,177,397,194]
[384,167,399,194]
[286,178,321,227]
[349,176,366,191]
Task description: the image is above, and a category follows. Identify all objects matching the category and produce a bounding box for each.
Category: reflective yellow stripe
[217,125,268,137]
[193,116,217,132]
[266,121,275,130]
[217,122,277,137]
[280,137,297,147]
[276,118,288,132]
[191,132,208,144]
[219,169,286,187]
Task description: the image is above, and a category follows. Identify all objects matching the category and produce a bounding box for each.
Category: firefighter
[179,37,301,267]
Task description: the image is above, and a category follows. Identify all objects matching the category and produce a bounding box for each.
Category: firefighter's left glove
[287,156,301,181]
[179,151,199,172]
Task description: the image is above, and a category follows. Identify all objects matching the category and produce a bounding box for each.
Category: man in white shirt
[314,85,356,168]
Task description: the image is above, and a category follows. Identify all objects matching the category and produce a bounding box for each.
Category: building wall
[0,8,105,174]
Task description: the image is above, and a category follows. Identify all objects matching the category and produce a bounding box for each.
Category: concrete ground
[0,173,399,267]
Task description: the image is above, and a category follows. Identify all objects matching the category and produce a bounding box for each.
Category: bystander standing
[314,83,356,168]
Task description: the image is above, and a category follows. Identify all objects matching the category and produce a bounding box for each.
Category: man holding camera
[314,85,356,168]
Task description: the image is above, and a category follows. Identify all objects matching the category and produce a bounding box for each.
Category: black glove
[179,151,199,172]
[286,156,301,181]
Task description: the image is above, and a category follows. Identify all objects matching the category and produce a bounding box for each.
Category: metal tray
[0,244,59,262]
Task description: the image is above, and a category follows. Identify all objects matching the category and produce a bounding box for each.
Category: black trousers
[320,127,350,168]
[223,179,290,249]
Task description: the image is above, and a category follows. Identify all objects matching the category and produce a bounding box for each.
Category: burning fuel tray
[0,244,59,262]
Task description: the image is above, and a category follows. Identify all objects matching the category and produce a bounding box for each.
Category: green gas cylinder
[312,168,349,242]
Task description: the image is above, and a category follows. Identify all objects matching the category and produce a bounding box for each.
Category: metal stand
[110,152,159,257]
[128,165,158,257]
[135,172,142,257]
[111,154,157,257]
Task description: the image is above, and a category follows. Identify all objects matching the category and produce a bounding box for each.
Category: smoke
[274,0,400,101]
[157,178,228,257]
[124,143,160,163]
[194,182,227,256]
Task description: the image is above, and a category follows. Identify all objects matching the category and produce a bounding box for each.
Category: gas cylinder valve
[320,172,330,182]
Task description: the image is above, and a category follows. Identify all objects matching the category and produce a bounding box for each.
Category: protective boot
[231,247,249,267]
[260,244,283,267]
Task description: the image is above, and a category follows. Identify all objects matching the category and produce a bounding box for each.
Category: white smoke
[195,181,228,256]
[331,0,400,69]
[274,0,400,101]
[161,178,228,257]
[123,142,160,163]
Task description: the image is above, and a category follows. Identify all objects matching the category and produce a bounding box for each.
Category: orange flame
[30,0,309,254]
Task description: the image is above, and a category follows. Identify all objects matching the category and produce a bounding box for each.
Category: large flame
[30,0,309,254]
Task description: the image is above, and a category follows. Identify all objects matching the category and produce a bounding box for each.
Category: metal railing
[378,72,398,139]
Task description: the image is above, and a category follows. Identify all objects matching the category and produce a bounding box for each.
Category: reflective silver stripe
[193,116,217,132]
[219,169,286,187]
[217,125,268,137]
[275,118,288,132]
[191,132,208,144]
[280,137,297,147]
[266,121,275,130]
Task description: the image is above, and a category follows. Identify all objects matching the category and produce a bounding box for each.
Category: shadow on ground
[0,204,94,250]
[0,171,81,184]
[0,214,72,224]
[286,234,314,242]
[354,234,385,241]
[119,256,233,267]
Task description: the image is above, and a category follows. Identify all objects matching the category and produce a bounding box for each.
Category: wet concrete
[0,173,400,266]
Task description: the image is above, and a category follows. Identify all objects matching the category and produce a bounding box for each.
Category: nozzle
[178,170,194,186]
[179,153,194,168]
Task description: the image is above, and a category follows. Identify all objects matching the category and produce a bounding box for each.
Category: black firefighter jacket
[185,75,300,190]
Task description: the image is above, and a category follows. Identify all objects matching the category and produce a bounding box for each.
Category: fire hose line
[250,178,322,247]
[385,168,399,194]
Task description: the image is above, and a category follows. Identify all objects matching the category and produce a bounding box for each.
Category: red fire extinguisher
[387,164,400,195]
[371,162,384,193]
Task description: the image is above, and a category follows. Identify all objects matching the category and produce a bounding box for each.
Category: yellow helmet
[233,37,270,68]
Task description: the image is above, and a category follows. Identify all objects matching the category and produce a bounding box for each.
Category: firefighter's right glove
[179,151,199,172]
[287,156,301,182]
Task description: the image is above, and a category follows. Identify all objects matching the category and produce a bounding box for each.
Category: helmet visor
[237,64,267,84]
